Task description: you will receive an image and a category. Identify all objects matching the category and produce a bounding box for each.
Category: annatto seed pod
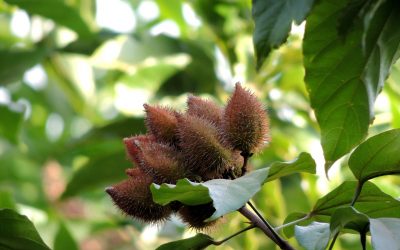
[223,83,269,154]
[144,104,179,145]
[105,168,171,222]
[187,95,223,126]
[178,203,217,230]
[177,114,232,180]
[124,135,155,166]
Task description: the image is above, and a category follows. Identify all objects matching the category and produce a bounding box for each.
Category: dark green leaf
[151,168,269,221]
[349,129,400,183]
[265,152,316,182]
[0,47,47,85]
[311,181,400,218]
[329,207,369,235]
[54,223,78,250]
[0,209,50,250]
[304,0,400,171]
[156,233,215,250]
[370,218,400,250]
[5,0,92,38]
[62,151,128,198]
[295,222,330,250]
[0,103,25,143]
[252,0,314,68]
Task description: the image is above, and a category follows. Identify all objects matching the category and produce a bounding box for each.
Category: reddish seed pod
[223,83,269,154]
[144,104,179,145]
[177,114,232,180]
[123,135,155,166]
[105,168,171,222]
[187,95,223,127]
[178,203,218,230]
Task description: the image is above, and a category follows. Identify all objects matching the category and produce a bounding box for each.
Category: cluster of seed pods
[106,83,269,229]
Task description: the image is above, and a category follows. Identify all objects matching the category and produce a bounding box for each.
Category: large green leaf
[370,218,400,250]
[265,152,316,182]
[303,0,400,170]
[311,181,400,218]
[5,0,92,38]
[53,223,78,250]
[329,207,369,235]
[349,129,400,183]
[294,222,330,250]
[0,209,50,250]
[0,103,25,144]
[151,168,269,221]
[0,47,48,85]
[252,0,314,69]
[156,233,215,250]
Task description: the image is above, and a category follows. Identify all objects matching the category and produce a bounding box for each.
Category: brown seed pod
[187,95,223,127]
[223,83,269,154]
[177,114,233,180]
[178,203,218,230]
[144,104,179,145]
[105,168,171,223]
[123,135,155,166]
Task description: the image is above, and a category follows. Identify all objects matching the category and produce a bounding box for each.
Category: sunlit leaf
[156,233,215,250]
[349,129,400,183]
[0,209,50,250]
[252,0,314,68]
[151,168,269,221]
[5,0,92,38]
[265,152,316,182]
[370,218,400,250]
[54,222,78,250]
[295,222,330,250]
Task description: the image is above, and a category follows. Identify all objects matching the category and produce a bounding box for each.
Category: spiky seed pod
[177,114,232,180]
[124,135,155,166]
[223,83,269,154]
[178,203,217,230]
[187,95,223,127]
[105,168,171,222]
[144,104,179,145]
[139,141,186,184]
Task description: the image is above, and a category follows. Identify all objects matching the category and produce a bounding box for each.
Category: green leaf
[265,152,316,182]
[151,168,269,221]
[304,0,400,170]
[252,0,314,68]
[62,151,128,198]
[155,233,215,250]
[311,181,400,218]
[0,209,50,250]
[0,47,47,85]
[5,0,92,38]
[349,129,400,183]
[370,218,400,250]
[295,222,330,250]
[282,212,310,238]
[54,223,78,250]
[0,189,16,210]
[329,207,369,235]
[0,103,25,143]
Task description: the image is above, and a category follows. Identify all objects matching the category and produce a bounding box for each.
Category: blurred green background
[0,0,399,249]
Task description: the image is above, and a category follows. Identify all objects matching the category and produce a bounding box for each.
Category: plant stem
[239,207,295,250]
[328,232,339,250]
[350,181,363,206]
[247,201,281,241]
[213,224,256,246]
[274,214,311,231]
[240,151,252,175]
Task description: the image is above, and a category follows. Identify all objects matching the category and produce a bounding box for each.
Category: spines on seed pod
[177,114,232,180]
[123,135,155,166]
[223,83,269,154]
[187,95,223,127]
[144,104,179,145]
[105,168,171,222]
[178,203,218,230]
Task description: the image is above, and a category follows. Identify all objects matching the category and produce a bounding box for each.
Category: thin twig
[328,232,339,250]
[275,214,311,231]
[213,224,256,245]
[247,201,281,241]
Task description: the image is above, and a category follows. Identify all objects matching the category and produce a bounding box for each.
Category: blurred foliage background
[0,0,399,249]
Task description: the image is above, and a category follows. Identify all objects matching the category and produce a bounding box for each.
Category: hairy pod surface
[177,114,232,180]
[187,95,223,127]
[144,104,179,145]
[105,168,171,222]
[223,83,269,154]
[123,135,155,166]
[178,203,217,230]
